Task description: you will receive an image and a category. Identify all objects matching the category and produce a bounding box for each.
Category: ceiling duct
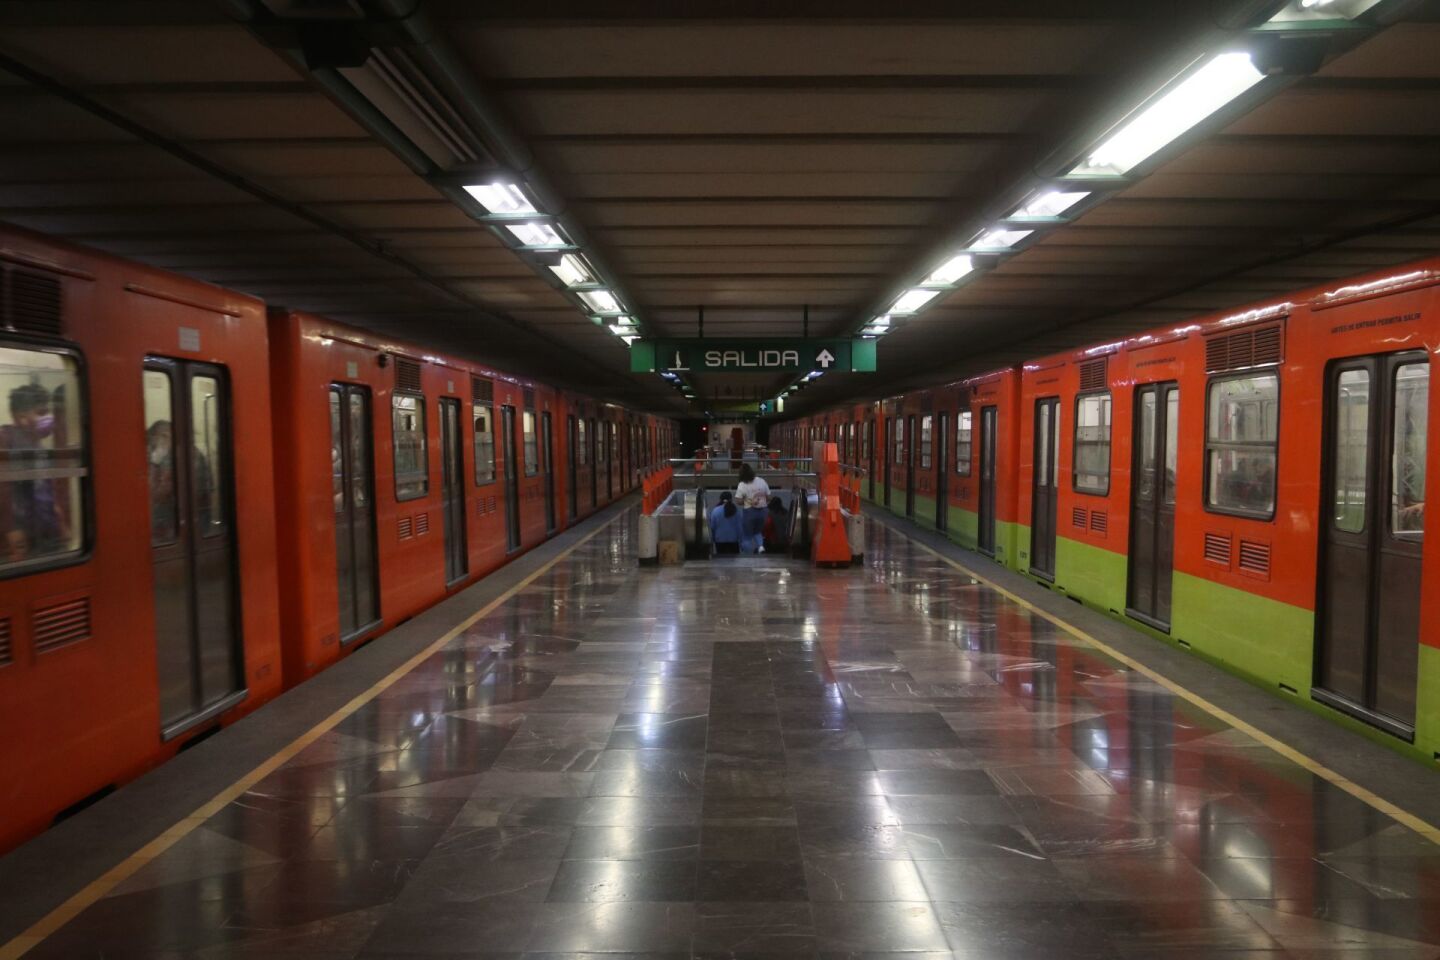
[338,49,484,169]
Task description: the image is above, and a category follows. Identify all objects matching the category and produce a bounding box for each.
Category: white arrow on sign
[815,349,836,369]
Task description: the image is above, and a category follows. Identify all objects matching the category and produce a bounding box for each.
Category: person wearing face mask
[0,382,63,562]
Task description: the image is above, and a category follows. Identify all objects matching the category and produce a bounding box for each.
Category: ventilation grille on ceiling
[395,357,422,393]
[3,270,63,337]
[523,387,535,408]
[1238,539,1271,579]
[1204,532,1232,567]
[1079,358,1107,392]
[33,597,90,653]
[1205,323,1284,373]
[472,376,493,403]
[0,616,10,666]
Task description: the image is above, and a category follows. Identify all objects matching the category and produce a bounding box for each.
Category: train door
[328,383,379,641]
[1316,351,1428,736]
[905,414,917,517]
[501,404,521,552]
[866,419,875,500]
[1127,382,1179,630]
[979,406,997,555]
[936,412,949,531]
[567,414,578,521]
[1030,398,1059,576]
[883,417,893,506]
[587,418,597,508]
[439,398,468,584]
[542,411,556,534]
[144,359,243,738]
[607,423,616,500]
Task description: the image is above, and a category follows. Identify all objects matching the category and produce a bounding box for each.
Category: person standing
[735,462,770,554]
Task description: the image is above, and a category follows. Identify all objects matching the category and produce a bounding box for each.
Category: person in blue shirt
[709,491,743,555]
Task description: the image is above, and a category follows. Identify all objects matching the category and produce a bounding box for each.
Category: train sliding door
[1030,398,1059,577]
[144,359,243,739]
[978,406,997,555]
[1316,351,1427,737]
[883,417,893,507]
[329,384,379,641]
[866,419,875,500]
[501,404,521,552]
[542,411,556,534]
[567,414,578,521]
[935,412,949,531]
[1127,382,1178,630]
[905,414,917,517]
[439,398,467,584]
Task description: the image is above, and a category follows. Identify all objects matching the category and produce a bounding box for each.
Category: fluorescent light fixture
[549,253,592,286]
[1074,52,1264,176]
[1010,190,1090,219]
[463,182,536,215]
[969,228,1033,250]
[609,315,637,328]
[505,222,566,247]
[890,288,941,314]
[1270,0,1382,19]
[924,255,976,286]
[620,335,638,346]
[577,289,621,313]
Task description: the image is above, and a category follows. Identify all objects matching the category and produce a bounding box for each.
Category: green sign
[631,339,876,374]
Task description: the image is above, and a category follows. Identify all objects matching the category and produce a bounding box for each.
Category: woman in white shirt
[735,463,770,554]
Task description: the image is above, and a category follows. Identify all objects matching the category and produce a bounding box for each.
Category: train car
[1014,261,1437,758]
[940,367,1022,569]
[269,310,639,684]
[0,225,285,850]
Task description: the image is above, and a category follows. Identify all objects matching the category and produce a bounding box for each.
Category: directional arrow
[816,349,835,369]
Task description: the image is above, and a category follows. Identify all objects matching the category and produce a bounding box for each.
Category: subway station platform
[3,499,1439,959]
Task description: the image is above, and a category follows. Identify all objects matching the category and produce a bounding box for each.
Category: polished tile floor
[24,513,1440,958]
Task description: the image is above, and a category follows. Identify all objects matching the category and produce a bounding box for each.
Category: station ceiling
[0,1,1437,414]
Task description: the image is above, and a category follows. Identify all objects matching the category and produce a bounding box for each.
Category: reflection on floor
[24,512,1440,958]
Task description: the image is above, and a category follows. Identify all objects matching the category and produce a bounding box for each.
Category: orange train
[0,224,674,851]
[779,257,1439,762]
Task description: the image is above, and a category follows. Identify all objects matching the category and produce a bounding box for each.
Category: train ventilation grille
[415,512,430,535]
[1238,539,1271,579]
[398,516,413,540]
[1088,511,1107,536]
[472,376,493,403]
[33,597,91,653]
[3,270,63,336]
[488,496,497,513]
[1203,532,1233,567]
[1071,507,1088,529]
[1205,322,1284,373]
[1078,358,1107,392]
[394,357,422,393]
[0,616,11,666]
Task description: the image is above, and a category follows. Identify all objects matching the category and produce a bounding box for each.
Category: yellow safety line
[874,513,1440,845]
[0,510,626,960]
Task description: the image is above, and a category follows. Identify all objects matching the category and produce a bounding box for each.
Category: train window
[392,393,428,501]
[1332,369,1369,533]
[594,419,606,464]
[190,375,226,536]
[894,417,905,464]
[473,402,495,485]
[522,409,538,476]
[956,410,973,476]
[920,415,934,469]
[1205,373,1279,518]
[0,344,87,574]
[1073,392,1112,495]
[577,418,588,466]
[146,370,178,545]
[1391,362,1427,540]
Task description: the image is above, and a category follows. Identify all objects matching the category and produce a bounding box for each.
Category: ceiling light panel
[1010,191,1090,220]
[1073,52,1264,176]
[549,253,592,286]
[505,222,567,247]
[969,228,1033,250]
[578,289,622,313]
[891,289,941,314]
[464,182,536,215]
[925,255,976,286]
